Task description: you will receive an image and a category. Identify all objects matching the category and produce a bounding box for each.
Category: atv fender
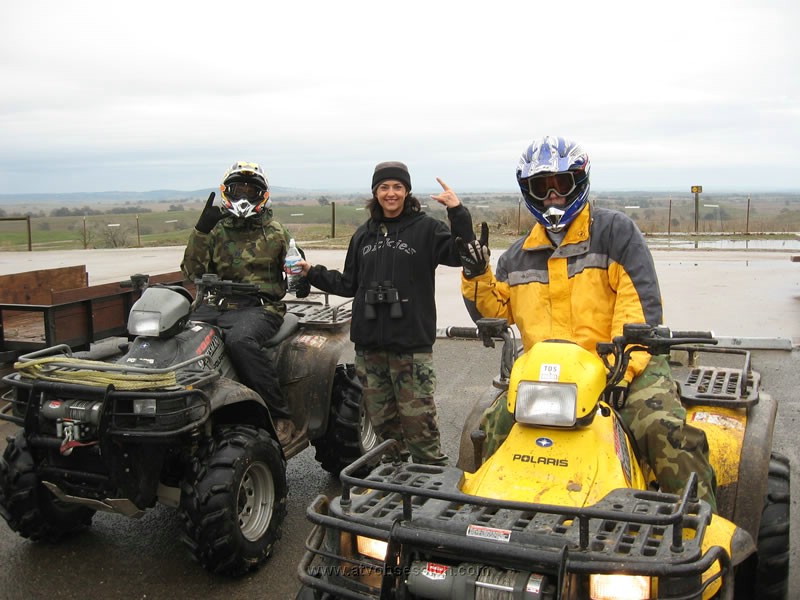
[275,329,351,441]
[203,377,276,439]
[734,390,778,541]
[456,385,504,472]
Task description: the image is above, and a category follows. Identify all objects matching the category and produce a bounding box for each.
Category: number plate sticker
[538,363,560,381]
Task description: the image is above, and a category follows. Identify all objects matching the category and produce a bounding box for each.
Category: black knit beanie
[371,161,412,192]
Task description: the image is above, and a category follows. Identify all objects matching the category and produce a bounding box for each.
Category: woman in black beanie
[297,161,475,465]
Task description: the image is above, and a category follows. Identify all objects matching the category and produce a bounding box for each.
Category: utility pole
[691,185,703,232]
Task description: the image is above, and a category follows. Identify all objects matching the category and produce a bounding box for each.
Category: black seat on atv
[262,312,300,348]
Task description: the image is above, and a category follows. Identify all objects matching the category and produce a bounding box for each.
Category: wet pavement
[0,340,798,599]
[0,246,798,598]
[1,246,797,343]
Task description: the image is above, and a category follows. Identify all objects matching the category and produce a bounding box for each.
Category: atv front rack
[1,346,217,439]
[300,440,731,599]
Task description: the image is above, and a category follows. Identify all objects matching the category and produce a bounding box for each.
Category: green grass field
[1,194,798,251]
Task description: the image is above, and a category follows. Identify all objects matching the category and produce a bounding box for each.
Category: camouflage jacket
[181,211,291,316]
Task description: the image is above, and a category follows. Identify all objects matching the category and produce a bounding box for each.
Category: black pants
[190,304,290,419]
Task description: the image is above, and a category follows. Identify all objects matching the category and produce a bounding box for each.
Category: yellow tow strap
[14,356,178,390]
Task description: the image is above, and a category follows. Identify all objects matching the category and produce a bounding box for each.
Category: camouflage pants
[354,350,447,466]
[479,354,717,511]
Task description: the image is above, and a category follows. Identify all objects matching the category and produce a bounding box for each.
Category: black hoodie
[307,205,474,353]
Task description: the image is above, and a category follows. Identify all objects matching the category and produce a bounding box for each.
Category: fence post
[331,202,336,239]
[745,195,751,234]
[0,216,33,250]
[667,197,672,236]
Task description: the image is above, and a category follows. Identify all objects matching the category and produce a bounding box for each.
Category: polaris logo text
[512,454,568,467]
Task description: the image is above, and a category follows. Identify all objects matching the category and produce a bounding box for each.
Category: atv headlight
[590,574,650,599]
[356,536,388,561]
[133,398,157,416]
[127,287,191,338]
[515,382,577,427]
[128,310,162,337]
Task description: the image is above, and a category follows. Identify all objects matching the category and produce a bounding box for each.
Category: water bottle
[284,239,303,275]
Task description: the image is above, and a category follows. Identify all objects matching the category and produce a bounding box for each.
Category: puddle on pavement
[647,238,800,250]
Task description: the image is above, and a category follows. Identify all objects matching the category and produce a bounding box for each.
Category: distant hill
[0,186,307,204]
[2,188,798,208]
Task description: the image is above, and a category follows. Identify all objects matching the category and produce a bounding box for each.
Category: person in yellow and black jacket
[457,136,717,511]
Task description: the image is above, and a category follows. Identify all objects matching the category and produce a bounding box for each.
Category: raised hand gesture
[430,177,462,208]
[456,222,490,279]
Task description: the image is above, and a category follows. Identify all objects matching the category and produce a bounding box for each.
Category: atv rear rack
[287,297,353,328]
[300,440,731,599]
[674,345,760,408]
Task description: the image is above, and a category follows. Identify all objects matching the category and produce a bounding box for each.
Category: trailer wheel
[180,425,287,576]
[734,452,790,600]
[0,431,94,541]
[312,363,376,475]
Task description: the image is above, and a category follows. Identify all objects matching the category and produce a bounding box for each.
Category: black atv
[0,274,376,576]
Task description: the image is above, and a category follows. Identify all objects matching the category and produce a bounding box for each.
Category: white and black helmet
[218,161,271,219]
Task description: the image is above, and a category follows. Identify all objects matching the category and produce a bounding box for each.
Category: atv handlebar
[618,324,717,352]
[452,318,719,392]
[195,274,262,295]
[443,326,480,339]
[444,319,510,348]
[445,318,518,381]
[599,324,718,391]
[670,330,715,340]
[119,274,151,291]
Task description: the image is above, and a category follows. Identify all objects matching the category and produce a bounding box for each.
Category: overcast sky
[1,0,797,196]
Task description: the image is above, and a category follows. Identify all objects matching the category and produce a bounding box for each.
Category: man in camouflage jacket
[181,161,300,444]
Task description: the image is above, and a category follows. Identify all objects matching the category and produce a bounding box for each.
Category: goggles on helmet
[224,181,266,202]
[525,171,585,201]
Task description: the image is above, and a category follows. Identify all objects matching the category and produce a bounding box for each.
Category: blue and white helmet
[516,136,591,232]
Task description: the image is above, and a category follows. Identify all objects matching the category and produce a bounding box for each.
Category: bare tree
[92,223,131,248]
[74,218,96,249]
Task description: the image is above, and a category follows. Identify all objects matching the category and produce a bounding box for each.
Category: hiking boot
[275,419,296,445]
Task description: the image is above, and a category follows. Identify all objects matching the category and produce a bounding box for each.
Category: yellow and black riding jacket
[461,205,663,382]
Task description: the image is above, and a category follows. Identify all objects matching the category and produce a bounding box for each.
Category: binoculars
[364,281,403,320]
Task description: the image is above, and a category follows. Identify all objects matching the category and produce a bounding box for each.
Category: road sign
[691,185,703,193]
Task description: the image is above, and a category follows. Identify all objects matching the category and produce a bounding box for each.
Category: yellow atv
[297,319,790,599]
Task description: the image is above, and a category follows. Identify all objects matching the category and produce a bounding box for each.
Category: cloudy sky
[1,0,797,195]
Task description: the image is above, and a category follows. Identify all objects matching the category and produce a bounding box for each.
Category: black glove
[293,276,311,299]
[195,192,225,234]
[456,222,490,279]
